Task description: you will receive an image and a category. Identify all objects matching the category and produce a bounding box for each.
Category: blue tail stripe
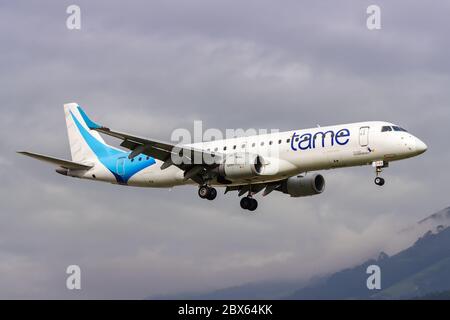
[77,106,102,129]
[70,110,155,184]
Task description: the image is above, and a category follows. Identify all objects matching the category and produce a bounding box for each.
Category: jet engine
[280,174,325,197]
[218,153,264,180]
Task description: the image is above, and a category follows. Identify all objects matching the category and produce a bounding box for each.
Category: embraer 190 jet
[19,103,427,211]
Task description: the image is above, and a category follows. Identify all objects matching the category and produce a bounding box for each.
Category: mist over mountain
[418,207,450,227]
[289,210,450,299]
[150,207,450,300]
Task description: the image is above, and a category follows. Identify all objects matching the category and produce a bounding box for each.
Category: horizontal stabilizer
[17,151,93,170]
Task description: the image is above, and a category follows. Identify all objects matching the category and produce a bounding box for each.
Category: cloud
[0,0,448,298]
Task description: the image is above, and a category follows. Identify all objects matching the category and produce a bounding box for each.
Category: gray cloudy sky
[0,0,449,299]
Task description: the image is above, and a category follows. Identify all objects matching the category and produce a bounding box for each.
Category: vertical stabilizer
[64,103,117,162]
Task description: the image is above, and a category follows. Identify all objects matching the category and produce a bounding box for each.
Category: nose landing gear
[372,160,388,186]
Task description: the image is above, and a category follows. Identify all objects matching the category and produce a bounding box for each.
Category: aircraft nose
[415,138,428,154]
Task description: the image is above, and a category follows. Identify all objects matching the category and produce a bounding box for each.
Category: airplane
[18,103,427,211]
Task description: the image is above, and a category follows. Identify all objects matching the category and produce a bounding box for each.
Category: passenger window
[214,147,218,152]
[269,141,273,145]
[223,146,227,151]
[241,144,246,148]
[252,142,255,147]
[278,139,282,144]
[286,138,290,143]
[233,145,236,150]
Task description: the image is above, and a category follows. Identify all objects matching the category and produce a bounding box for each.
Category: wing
[17,151,93,170]
[77,107,223,183]
[225,181,283,197]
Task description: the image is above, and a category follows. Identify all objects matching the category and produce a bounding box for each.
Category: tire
[198,186,209,198]
[374,177,385,186]
[207,188,217,200]
[248,198,258,211]
[240,197,251,210]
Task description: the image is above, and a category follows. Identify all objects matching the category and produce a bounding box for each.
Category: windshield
[392,126,408,132]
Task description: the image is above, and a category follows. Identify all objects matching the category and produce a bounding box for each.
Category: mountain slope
[150,279,306,300]
[374,257,450,299]
[415,290,450,300]
[146,207,450,300]
[288,226,450,299]
[418,207,450,225]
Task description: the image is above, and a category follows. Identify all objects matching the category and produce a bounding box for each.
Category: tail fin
[64,103,120,162]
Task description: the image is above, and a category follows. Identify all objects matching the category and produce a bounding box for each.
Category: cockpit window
[392,126,408,132]
[381,126,392,132]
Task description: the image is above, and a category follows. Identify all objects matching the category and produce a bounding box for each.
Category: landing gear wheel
[374,177,385,186]
[240,197,251,210]
[198,186,209,199]
[240,197,258,211]
[248,198,258,211]
[207,188,217,200]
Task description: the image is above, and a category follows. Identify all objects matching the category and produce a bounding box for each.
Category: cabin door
[359,126,370,147]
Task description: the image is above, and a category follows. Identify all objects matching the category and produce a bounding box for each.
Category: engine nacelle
[218,153,264,180]
[281,174,325,197]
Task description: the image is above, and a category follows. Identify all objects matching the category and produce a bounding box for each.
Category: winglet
[77,106,102,130]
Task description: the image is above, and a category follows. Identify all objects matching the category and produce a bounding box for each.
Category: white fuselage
[71,121,427,188]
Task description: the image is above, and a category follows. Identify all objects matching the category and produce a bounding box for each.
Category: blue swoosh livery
[70,109,155,184]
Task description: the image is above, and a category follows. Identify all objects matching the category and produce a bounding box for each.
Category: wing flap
[18,151,93,170]
[225,181,283,196]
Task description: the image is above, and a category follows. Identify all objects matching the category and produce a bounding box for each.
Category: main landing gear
[198,185,217,200]
[240,196,258,212]
[198,184,259,211]
[373,160,388,186]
